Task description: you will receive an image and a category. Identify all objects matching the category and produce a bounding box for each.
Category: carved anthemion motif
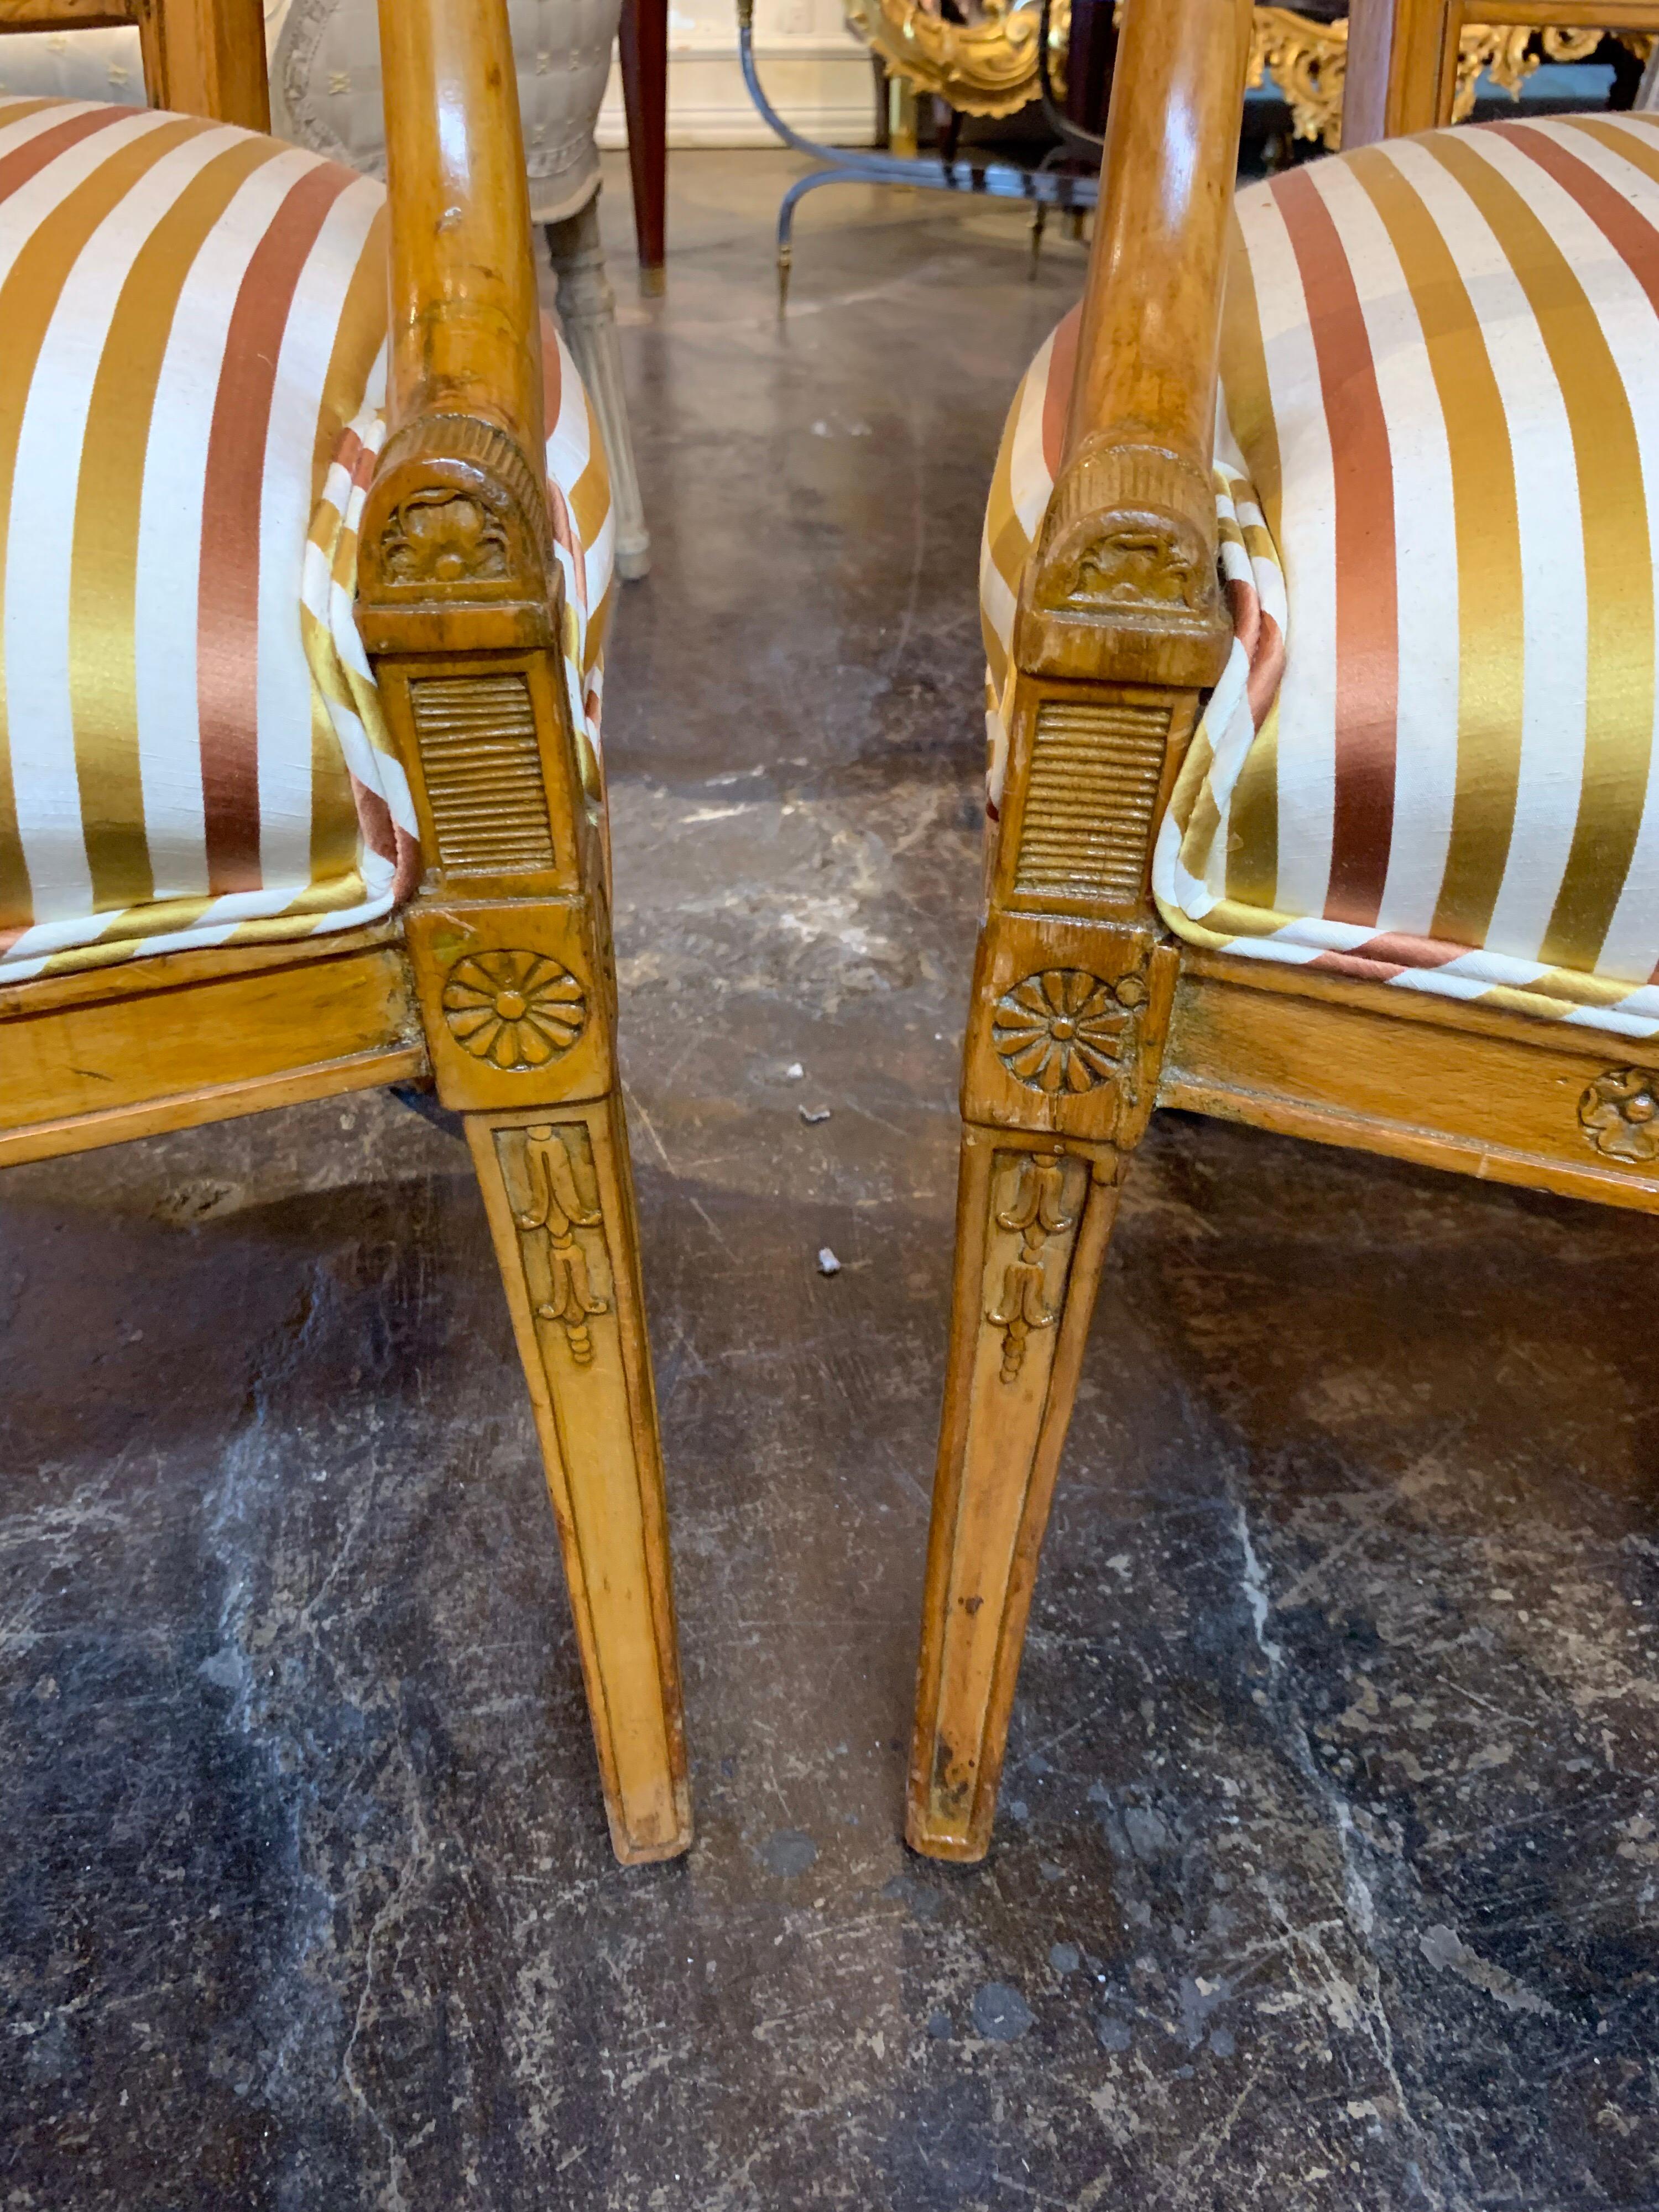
[1578,1067,1659,1164]
[442,950,587,1070]
[513,1124,611,1365]
[993,968,1146,1094]
[359,414,552,608]
[987,1149,1076,1383]
[1029,445,1223,646]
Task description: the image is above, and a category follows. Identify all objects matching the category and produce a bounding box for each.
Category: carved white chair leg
[546,194,651,581]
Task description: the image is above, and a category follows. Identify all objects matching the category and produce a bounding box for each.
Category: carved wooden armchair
[907,0,1659,1861]
[0,0,690,1866]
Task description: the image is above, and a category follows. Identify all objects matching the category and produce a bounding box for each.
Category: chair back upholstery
[1344,0,1659,144]
[0,0,269,127]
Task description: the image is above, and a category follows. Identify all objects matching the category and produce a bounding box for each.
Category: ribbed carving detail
[409,674,556,875]
[1014,697,1171,904]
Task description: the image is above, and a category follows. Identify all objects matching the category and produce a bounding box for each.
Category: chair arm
[1016,0,1253,694]
[357,0,553,661]
[354,0,599,933]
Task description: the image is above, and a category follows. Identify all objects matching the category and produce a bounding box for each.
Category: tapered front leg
[360,0,691,1864]
[907,1128,1129,1861]
[904,671,1197,1863]
[906,911,1177,1862]
[468,1093,690,1865]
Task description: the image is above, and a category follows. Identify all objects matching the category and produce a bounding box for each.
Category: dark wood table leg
[619,0,668,294]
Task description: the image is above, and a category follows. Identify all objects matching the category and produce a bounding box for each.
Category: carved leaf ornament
[515,1124,609,1365]
[993,968,1146,1094]
[987,1149,1077,1383]
[442,950,587,1071]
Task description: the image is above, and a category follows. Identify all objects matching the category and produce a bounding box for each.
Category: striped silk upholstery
[0,96,614,983]
[983,114,1659,1038]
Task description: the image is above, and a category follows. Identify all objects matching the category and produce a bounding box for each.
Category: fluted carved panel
[409,672,556,877]
[1013,697,1171,906]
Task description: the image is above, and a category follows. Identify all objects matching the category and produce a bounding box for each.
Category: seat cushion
[0,96,613,982]
[984,113,1659,1037]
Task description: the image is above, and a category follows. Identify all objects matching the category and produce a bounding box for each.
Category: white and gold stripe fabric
[0,95,614,983]
[984,113,1659,1038]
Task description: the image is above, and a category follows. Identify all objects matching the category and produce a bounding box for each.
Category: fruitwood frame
[906,0,1659,1863]
[0,0,692,1868]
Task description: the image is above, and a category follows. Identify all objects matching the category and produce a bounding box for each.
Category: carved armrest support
[1016,439,1231,692]
[354,407,601,918]
[357,412,559,659]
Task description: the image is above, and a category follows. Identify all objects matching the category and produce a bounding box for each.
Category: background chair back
[1345,0,1659,143]
[0,0,269,126]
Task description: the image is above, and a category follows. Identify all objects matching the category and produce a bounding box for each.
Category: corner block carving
[1579,1066,1659,1164]
[442,950,587,1071]
[986,1148,1078,1383]
[503,1123,611,1366]
[992,967,1147,1095]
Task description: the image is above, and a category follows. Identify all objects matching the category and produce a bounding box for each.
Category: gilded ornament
[442,950,587,1071]
[841,3,1629,156]
[843,0,1057,119]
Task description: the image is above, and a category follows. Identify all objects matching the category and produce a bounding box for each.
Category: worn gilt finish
[1344,0,1657,141]
[0,0,691,1867]
[837,0,1635,151]
[1248,10,1634,149]
[909,0,1659,1864]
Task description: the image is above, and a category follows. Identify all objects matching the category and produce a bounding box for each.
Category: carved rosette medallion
[987,1150,1076,1383]
[1578,1066,1659,1164]
[380,489,509,585]
[993,968,1146,1095]
[509,1124,610,1365]
[442,950,587,1072]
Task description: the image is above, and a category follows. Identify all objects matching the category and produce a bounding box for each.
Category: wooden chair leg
[546,199,651,581]
[467,1093,691,1864]
[906,1126,1130,1861]
[618,0,668,293]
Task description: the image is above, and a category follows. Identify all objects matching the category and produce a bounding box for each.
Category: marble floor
[4,150,1659,2211]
